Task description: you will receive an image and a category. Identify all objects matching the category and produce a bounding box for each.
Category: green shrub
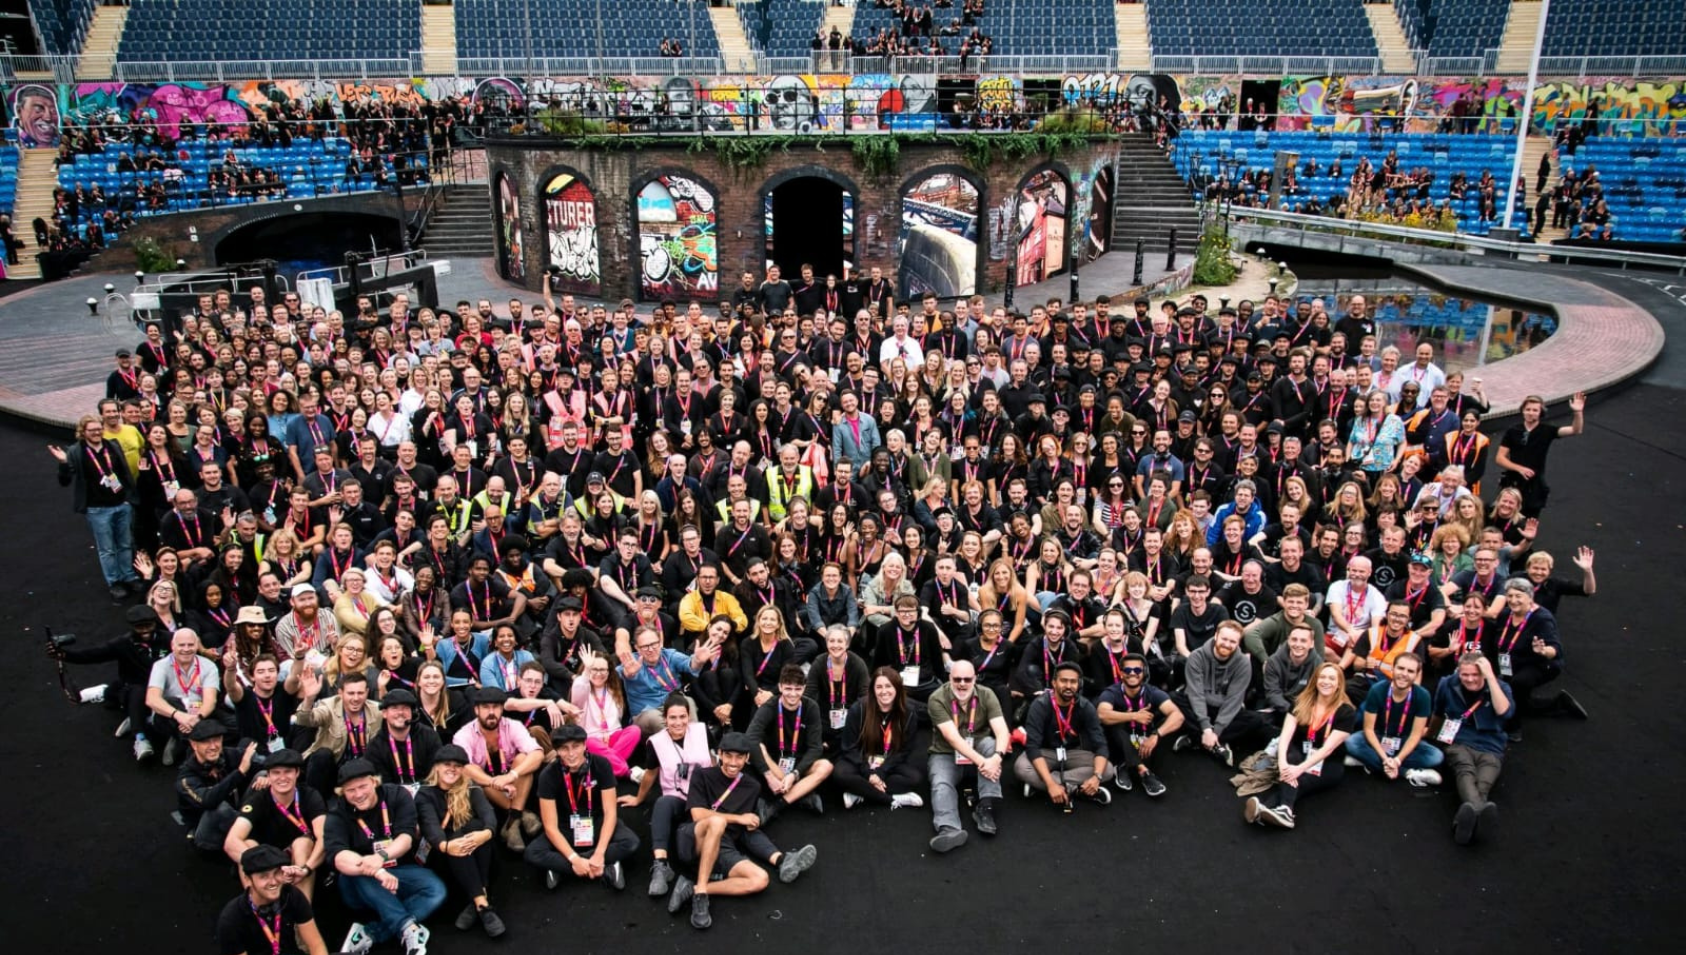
[133,236,175,274]
[1192,226,1237,286]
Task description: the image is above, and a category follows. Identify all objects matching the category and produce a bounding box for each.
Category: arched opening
[764,174,854,281]
[1086,165,1113,262]
[540,167,600,297]
[1014,165,1070,287]
[494,172,525,282]
[634,171,720,302]
[215,211,402,277]
[898,167,981,301]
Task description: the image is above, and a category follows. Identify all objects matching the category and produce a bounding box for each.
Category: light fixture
[175,259,186,269]
[294,204,304,212]
[1268,277,1280,294]
[86,297,100,316]
[103,283,115,294]
[134,270,145,284]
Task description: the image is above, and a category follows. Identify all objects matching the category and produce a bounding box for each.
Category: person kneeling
[525,724,641,892]
[667,733,818,930]
[1243,663,1355,830]
[835,667,925,810]
[325,760,446,955]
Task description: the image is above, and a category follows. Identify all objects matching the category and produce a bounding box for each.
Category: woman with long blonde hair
[1244,661,1357,830]
[417,745,506,937]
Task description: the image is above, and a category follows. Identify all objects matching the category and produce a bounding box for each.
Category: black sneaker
[454,902,478,931]
[1141,772,1168,798]
[479,907,507,938]
[929,827,969,853]
[1476,801,1499,841]
[1114,770,1135,792]
[606,860,625,891]
[971,799,998,836]
[1453,801,1478,845]
[690,892,712,930]
[544,869,560,890]
[802,793,824,815]
[1557,691,1589,721]
[777,844,817,883]
[1086,784,1112,805]
[1172,734,1194,753]
[756,798,779,827]
[1212,743,1234,767]
[667,874,694,915]
[1506,730,1523,744]
[648,859,674,897]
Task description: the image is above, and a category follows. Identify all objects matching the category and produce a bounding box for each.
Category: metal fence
[1150,55,1386,76]
[455,56,728,78]
[111,58,418,82]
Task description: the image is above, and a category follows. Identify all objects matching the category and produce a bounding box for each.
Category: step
[708,6,756,73]
[1494,1,1545,74]
[1363,3,1419,75]
[1114,2,1151,72]
[75,5,129,81]
[422,4,460,75]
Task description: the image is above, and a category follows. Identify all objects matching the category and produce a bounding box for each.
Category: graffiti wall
[899,171,980,299]
[1066,154,1114,265]
[1015,168,1068,287]
[495,172,525,283]
[636,173,718,302]
[1530,78,1686,135]
[542,170,600,296]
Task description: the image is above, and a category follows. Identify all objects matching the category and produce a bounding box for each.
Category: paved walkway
[0,254,1664,429]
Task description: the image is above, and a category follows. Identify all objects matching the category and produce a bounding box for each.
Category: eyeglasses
[1121,666,1145,674]
[1131,429,1147,436]
[950,677,974,684]
[981,622,1002,629]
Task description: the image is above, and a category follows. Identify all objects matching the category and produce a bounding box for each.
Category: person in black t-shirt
[1243,662,1357,830]
[323,760,444,955]
[367,689,442,790]
[216,845,329,955]
[1494,392,1584,516]
[179,719,256,854]
[666,732,819,930]
[1096,654,1182,798]
[223,652,299,754]
[223,749,327,902]
[525,724,641,891]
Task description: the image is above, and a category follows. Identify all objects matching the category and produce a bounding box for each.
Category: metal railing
[111,57,417,82]
[1226,206,1686,274]
[454,56,727,77]
[759,53,1116,75]
[1150,55,1386,76]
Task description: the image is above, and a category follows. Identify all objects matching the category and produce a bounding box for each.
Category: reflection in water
[1297,283,1556,376]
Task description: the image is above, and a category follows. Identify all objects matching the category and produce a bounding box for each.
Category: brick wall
[490,137,1119,302]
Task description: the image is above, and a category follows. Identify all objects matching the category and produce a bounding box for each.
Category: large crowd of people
[46,265,1598,951]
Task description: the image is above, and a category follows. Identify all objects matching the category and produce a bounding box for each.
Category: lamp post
[1502,0,1552,231]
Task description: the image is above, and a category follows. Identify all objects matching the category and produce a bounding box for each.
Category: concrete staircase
[1114,2,1151,72]
[1363,2,1418,75]
[417,184,495,258]
[710,5,757,73]
[422,3,459,75]
[1520,134,1567,242]
[1113,134,1203,256]
[9,149,61,281]
[75,4,130,81]
[822,2,856,41]
[1494,0,1545,74]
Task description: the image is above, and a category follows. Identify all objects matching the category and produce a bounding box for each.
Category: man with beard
[452,687,546,851]
[1014,661,1113,806]
[216,845,331,955]
[1096,653,1180,798]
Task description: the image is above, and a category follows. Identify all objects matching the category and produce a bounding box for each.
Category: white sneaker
[342,923,373,955]
[629,766,646,784]
[133,736,155,762]
[399,920,427,955]
[1405,768,1444,788]
[890,792,925,810]
[1343,755,1365,768]
[115,717,131,738]
[80,684,109,704]
[841,792,863,809]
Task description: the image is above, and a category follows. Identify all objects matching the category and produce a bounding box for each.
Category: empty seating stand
[454,0,721,59]
[850,0,1114,58]
[1404,0,1510,60]
[1172,130,1518,235]
[738,0,827,58]
[1,142,18,219]
[1145,0,1379,58]
[116,0,420,62]
[26,0,98,55]
[1541,0,1686,57]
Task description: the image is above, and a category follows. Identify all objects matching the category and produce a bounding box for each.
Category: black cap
[337,758,381,785]
[115,348,132,359]
[635,584,662,599]
[553,723,587,744]
[127,605,159,625]
[1178,410,1198,423]
[240,844,290,876]
[720,732,753,754]
[586,471,606,485]
[189,720,226,742]
[1025,393,1046,405]
[1219,354,1240,366]
[380,688,419,710]
[471,686,509,706]
[434,744,470,765]
[266,748,304,769]
[1246,369,1263,382]
[557,596,584,612]
[1079,383,1097,394]
[1042,608,1071,624]
[1256,353,1278,365]
[1264,422,1285,435]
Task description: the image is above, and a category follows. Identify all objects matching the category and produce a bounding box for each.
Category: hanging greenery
[1192,225,1239,286]
[851,137,901,181]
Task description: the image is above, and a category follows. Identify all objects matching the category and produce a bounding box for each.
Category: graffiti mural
[1066,154,1113,264]
[636,173,718,301]
[495,172,525,283]
[543,170,600,296]
[1060,73,1184,113]
[1530,78,1686,134]
[6,82,60,147]
[899,170,980,299]
[1015,168,1068,287]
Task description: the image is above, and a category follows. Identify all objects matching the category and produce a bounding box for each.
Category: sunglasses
[950,676,974,684]
[1121,666,1145,674]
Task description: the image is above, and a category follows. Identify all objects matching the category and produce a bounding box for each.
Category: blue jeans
[1345,733,1444,772]
[928,735,1001,833]
[338,864,446,942]
[86,505,138,587]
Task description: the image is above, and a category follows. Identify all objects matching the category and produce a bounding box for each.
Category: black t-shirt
[1286,702,1358,758]
[1097,683,1172,731]
[535,753,615,824]
[232,689,299,747]
[1364,547,1409,591]
[238,786,327,849]
[1499,421,1558,475]
[216,886,314,955]
[686,766,762,817]
[323,784,421,863]
[1385,579,1447,630]
[1168,602,1230,650]
[1218,582,1279,627]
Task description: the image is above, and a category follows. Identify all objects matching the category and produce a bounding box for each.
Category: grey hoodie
[1183,640,1252,734]
[1263,642,1319,713]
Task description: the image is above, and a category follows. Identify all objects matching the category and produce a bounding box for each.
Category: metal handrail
[1226,206,1686,273]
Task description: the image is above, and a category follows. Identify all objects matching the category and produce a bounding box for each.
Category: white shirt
[879,334,924,369]
[1324,580,1388,644]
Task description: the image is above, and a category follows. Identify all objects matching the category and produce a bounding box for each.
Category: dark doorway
[1239,80,1281,130]
[216,211,402,280]
[766,177,850,279]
